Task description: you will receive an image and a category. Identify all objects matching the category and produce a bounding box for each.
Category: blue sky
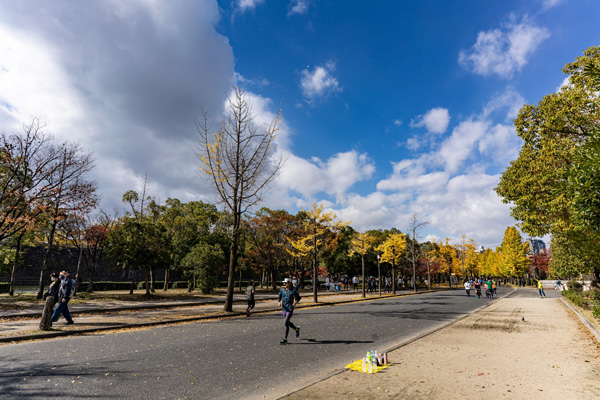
[0,0,598,248]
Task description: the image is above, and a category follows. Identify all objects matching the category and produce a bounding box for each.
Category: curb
[0,288,450,344]
[278,287,516,399]
[560,297,600,344]
[1,289,406,319]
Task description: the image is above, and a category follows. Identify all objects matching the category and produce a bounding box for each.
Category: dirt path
[282,296,600,400]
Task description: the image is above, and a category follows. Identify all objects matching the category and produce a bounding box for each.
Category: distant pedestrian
[343,275,349,290]
[246,280,255,317]
[352,276,358,292]
[278,278,301,345]
[51,271,74,325]
[464,280,471,297]
[385,277,391,293]
[537,280,546,298]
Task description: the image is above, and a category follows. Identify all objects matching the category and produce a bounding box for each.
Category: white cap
[282,278,292,284]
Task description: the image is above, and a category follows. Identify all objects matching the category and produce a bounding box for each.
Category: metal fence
[0,278,40,294]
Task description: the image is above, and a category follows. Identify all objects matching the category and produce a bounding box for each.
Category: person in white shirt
[464,280,471,297]
[352,276,359,292]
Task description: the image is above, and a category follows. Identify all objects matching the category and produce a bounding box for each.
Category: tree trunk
[9,233,23,297]
[361,254,366,298]
[129,271,135,295]
[149,268,155,293]
[224,226,239,312]
[73,244,83,296]
[163,268,170,291]
[312,232,318,303]
[39,296,56,331]
[143,269,150,296]
[392,261,396,294]
[37,223,57,299]
[239,266,243,292]
[87,260,98,293]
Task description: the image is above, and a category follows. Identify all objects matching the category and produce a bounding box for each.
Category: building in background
[527,238,546,256]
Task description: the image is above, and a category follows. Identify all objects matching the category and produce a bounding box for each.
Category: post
[377,254,381,297]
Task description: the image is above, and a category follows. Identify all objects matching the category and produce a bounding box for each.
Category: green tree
[181,242,225,294]
[158,198,222,290]
[550,229,600,281]
[496,45,600,237]
[106,219,169,295]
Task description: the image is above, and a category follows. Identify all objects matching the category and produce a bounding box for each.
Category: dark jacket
[57,278,72,302]
[44,279,61,301]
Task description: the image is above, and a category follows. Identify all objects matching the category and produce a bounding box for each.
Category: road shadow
[292,338,374,345]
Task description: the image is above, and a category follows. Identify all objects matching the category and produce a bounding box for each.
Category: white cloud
[482,88,525,120]
[369,88,525,247]
[276,150,375,202]
[237,0,265,13]
[288,0,309,16]
[394,119,402,126]
[300,61,342,102]
[0,1,235,212]
[540,0,562,10]
[458,16,550,78]
[556,76,571,93]
[405,137,420,151]
[410,107,450,134]
[439,119,489,173]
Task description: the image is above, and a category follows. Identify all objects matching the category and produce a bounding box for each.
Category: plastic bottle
[368,358,373,374]
[361,358,366,373]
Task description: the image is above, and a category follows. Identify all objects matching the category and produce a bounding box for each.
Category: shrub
[90,281,134,291]
[0,282,10,293]
[568,280,583,292]
[593,305,600,319]
[589,289,600,302]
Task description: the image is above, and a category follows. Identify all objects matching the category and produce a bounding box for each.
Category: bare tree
[36,142,97,298]
[196,87,285,312]
[1,119,64,296]
[406,213,429,293]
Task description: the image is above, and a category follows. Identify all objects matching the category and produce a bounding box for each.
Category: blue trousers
[51,300,73,323]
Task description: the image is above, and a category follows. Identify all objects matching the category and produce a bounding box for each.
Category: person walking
[246,280,255,317]
[278,278,301,345]
[352,276,358,292]
[538,280,547,298]
[464,280,471,297]
[51,271,74,325]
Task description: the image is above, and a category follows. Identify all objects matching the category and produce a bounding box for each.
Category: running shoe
[279,338,287,345]
[295,326,300,338]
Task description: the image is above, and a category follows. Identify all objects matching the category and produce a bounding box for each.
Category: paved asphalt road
[0,287,529,400]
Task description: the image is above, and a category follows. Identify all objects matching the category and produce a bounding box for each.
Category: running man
[278,278,301,345]
[464,280,471,297]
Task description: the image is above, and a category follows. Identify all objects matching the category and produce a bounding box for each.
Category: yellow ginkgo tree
[376,233,407,294]
[437,238,456,288]
[348,231,375,298]
[287,203,348,303]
